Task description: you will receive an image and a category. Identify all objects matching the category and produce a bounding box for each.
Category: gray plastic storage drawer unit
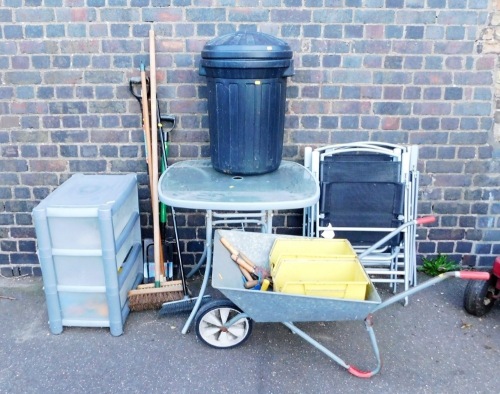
[32,174,143,336]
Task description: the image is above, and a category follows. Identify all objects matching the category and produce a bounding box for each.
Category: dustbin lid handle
[199,63,207,76]
[282,59,294,77]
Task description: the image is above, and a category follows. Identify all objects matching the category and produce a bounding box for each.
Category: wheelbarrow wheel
[195,299,253,349]
[463,272,497,317]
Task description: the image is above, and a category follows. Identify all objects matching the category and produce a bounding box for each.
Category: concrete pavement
[0,274,498,394]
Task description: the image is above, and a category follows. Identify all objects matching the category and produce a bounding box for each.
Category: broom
[158,207,211,316]
[128,27,184,311]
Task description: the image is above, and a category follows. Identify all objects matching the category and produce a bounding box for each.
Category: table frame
[158,160,319,334]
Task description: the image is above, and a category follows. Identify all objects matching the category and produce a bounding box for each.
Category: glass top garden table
[158,159,320,334]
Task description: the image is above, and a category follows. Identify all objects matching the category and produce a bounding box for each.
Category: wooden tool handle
[221,237,257,268]
[244,279,260,289]
[140,67,151,166]
[220,237,239,256]
[149,27,162,286]
[239,251,257,270]
[239,266,253,282]
[230,253,255,274]
[141,63,165,279]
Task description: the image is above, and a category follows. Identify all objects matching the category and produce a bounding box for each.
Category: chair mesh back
[319,153,404,246]
[320,153,401,182]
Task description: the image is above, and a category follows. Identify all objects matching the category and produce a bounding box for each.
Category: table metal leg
[186,211,268,278]
[181,209,213,334]
[265,210,273,233]
[186,247,207,279]
[181,209,273,334]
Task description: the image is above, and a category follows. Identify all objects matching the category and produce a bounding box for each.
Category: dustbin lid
[201,31,293,60]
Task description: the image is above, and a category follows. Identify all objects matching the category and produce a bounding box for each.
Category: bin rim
[200,58,292,69]
[201,31,293,60]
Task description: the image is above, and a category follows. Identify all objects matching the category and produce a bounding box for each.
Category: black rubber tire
[194,299,253,349]
[463,273,497,317]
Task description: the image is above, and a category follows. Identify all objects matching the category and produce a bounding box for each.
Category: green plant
[418,254,460,277]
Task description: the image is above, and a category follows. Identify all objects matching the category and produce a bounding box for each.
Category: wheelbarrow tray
[212,230,382,323]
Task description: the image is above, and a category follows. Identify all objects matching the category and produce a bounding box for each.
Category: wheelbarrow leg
[347,315,382,378]
[282,320,382,378]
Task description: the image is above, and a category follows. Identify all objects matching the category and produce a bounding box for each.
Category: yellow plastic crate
[272,257,370,300]
[269,238,357,277]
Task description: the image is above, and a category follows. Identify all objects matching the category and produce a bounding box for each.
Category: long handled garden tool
[128,66,167,282]
[157,113,211,316]
[154,76,211,316]
[157,112,175,269]
[128,28,184,311]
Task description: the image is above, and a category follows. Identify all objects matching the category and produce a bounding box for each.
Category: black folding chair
[304,142,419,305]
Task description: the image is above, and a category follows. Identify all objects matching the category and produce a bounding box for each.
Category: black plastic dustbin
[199,31,294,175]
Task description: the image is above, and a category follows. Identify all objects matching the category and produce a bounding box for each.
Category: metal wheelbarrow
[194,224,490,378]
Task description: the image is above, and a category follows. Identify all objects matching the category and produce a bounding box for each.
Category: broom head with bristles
[128,280,184,312]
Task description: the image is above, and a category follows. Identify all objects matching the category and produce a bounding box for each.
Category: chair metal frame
[304,142,419,304]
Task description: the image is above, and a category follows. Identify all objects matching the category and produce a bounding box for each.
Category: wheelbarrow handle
[372,270,490,314]
[358,216,436,260]
[456,271,490,281]
[416,216,436,225]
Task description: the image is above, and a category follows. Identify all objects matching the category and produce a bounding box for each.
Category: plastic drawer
[33,174,139,251]
[55,243,142,332]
